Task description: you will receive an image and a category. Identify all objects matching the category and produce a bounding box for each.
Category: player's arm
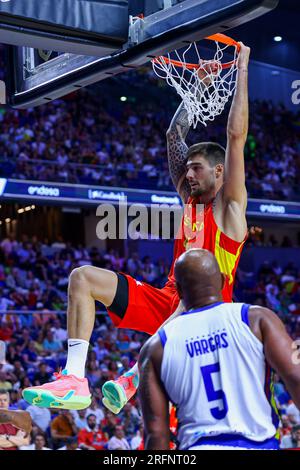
[221,43,250,209]
[0,435,15,448]
[6,429,30,447]
[138,335,170,450]
[0,430,30,448]
[166,103,191,202]
[251,306,300,410]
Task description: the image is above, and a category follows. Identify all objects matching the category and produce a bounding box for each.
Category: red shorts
[107,273,180,335]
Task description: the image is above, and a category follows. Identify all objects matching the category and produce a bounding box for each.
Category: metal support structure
[6,0,279,108]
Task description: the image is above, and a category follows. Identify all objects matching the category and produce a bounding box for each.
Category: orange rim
[153,33,240,70]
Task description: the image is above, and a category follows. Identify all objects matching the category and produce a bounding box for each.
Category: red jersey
[77,428,108,450]
[107,196,247,335]
[166,197,247,302]
[0,423,18,450]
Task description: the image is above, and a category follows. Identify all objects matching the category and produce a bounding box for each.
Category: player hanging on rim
[22,43,250,413]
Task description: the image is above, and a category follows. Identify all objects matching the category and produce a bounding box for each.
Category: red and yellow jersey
[166,196,247,302]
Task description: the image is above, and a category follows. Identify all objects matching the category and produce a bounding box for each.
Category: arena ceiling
[230,0,300,71]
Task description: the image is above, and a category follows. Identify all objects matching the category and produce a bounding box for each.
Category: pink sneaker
[102,370,139,414]
[22,369,91,410]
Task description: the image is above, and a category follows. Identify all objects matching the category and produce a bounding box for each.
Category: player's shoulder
[249,305,286,332]
[248,305,277,319]
[247,305,282,342]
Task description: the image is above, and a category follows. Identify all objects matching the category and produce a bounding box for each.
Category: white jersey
[158,302,279,450]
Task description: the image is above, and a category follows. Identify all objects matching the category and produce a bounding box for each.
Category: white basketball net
[152,39,239,128]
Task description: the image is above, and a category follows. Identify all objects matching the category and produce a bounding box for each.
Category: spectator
[42,330,64,356]
[129,333,142,352]
[118,356,131,375]
[119,403,141,439]
[20,432,52,450]
[58,436,81,451]
[85,397,104,425]
[22,340,39,365]
[31,331,45,355]
[93,337,109,362]
[127,253,142,276]
[77,413,108,450]
[0,370,13,391]
[86,360,101,388]
[0,90,298,201]
[72,409,88,430]
[115,331,130,355]
[50,410,78,449]
[280,425,300,449]
[0,390,30,450]
[26,404,51,434]
[33,363,52,386]
[141,256,157,283]
[101,410,121,438]
[280,415,292,438]
[8,390,22,410]
[131,423,144,450]
[51,319,68,343]
[286,400,300,425]
[107,425,130,450]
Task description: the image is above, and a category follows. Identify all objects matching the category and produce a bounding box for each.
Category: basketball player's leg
[67,266,118,340]
[22,266,119,409]
[22,265,179,411]
[102,294,184,414]
[64,266,119,375]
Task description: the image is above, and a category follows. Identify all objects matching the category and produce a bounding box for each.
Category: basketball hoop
[152,34,241,128]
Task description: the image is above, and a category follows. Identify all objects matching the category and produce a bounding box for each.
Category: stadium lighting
[18,205,35,213]
[120,96,127,102]
[273,36,282,42]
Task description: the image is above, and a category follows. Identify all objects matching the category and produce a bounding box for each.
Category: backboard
[4,0,279,108]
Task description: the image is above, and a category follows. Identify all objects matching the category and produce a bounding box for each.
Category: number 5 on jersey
[201,362,228,420]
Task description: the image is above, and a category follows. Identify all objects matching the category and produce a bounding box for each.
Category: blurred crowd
[0,235,171,314]
[0,235,299,449]
[0,69,299,200]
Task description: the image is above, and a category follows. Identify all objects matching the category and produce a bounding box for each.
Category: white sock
[64,339,89,378]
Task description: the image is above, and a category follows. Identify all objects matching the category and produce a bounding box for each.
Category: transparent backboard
[5,0,279,108]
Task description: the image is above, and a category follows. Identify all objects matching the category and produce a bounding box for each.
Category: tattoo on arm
[170,104,190,140]
[167,103,191,200]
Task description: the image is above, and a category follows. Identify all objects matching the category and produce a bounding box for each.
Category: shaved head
[174,249,225,310]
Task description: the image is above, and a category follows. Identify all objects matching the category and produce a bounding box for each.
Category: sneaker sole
[102,381,128,412]
[22,389,91,410]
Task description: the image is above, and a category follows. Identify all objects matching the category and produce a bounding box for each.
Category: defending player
[22,44,250,413]
[139,249,300,450]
